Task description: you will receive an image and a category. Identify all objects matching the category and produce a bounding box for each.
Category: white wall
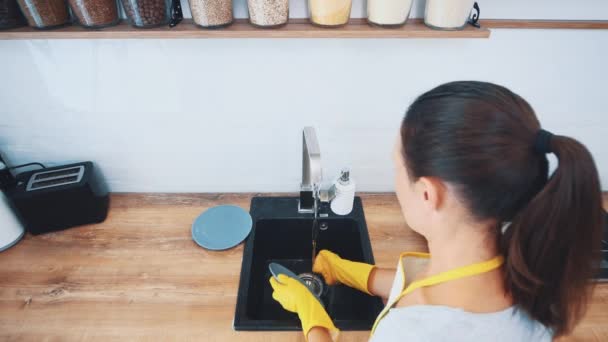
[0,1,607,193]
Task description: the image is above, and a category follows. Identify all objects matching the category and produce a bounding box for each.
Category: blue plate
[192,205,252,251]
[269,262,302,285]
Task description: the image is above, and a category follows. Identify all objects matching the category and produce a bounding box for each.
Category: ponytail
[401,81,604,336]
[500,135,603,336]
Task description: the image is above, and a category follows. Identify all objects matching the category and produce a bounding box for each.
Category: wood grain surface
[482,19,608,30]
[0,19,490,40]
[2,18,606,40]
[0,193,606,341]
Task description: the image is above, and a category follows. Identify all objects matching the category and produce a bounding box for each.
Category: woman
[269,81,603,341]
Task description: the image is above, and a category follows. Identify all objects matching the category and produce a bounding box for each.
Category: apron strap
[370,255,505,336]
[401,255,504,296]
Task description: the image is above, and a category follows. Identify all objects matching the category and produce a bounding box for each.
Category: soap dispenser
[330,168,356,216]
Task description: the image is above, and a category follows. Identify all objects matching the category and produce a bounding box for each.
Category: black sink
[234,196,383,331]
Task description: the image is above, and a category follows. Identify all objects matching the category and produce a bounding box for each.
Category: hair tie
[533,129,553,154]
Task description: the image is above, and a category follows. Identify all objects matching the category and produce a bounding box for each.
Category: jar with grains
[367,0,412,27]
[16,0,70,29]
[68,0,119,28]
[308,0,351,27]
[120,0,171,28]
[0,0,26,29]
[247,0,288,28]
[189,0,233,28]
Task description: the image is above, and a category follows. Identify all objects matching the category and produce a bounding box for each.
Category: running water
[312,216,319,273]
[311,189,320,273]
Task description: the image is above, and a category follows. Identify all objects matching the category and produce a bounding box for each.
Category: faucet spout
[302,127,321,187]
[299,127,322,213]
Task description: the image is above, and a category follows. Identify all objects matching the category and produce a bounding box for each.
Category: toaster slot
[34,167,81,181]
[26,165,85,191]
[30,176,79,189]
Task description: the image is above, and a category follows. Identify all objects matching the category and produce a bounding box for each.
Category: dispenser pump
[339,168,350,185]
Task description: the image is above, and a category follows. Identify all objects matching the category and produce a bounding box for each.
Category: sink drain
[298,273,324,297]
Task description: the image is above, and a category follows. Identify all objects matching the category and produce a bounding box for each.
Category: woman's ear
[417,176,445,211]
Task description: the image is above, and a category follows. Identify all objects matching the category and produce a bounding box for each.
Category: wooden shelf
[0,18,490,40]
[3,18,605,40]
[482,19,608,30]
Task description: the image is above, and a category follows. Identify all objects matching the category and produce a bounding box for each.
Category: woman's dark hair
[401,81,603,336]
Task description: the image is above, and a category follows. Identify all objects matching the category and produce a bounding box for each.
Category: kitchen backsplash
[1,27,606,192]
[0,1,606,192]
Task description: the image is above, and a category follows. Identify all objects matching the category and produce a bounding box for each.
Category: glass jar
[120,0,171,28]
[16,0,70,29]
[308,0,351,27]
[424,0,476,30]
[68,0,120,28]
[247,0,288,28]
[367,0,412,27]
[189,0,233,28]
[0,0,26,30]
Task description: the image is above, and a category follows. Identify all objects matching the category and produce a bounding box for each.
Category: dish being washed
[269,262,325,299]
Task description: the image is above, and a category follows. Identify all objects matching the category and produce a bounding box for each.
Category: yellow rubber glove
[269,274,339,341]
[313,249,375,295]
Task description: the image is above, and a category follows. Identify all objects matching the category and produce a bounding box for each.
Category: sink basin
[234,196,383,331]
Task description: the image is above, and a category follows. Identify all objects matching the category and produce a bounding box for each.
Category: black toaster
[4,161,109,235]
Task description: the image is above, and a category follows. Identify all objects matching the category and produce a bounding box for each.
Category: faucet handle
[318,185,336,204]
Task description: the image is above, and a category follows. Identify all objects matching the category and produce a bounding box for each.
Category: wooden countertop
[0,193,606,341]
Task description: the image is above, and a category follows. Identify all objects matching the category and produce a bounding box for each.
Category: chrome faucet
[299,127,338,269]
[298,127,337,216]
[299,127,322,214]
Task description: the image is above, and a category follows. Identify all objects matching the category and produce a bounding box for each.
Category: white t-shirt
[370,305,553,341]
[370,253,553,341]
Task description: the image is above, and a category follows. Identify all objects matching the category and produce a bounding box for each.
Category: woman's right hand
[312,250,342,285]
[313,250,375,295]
